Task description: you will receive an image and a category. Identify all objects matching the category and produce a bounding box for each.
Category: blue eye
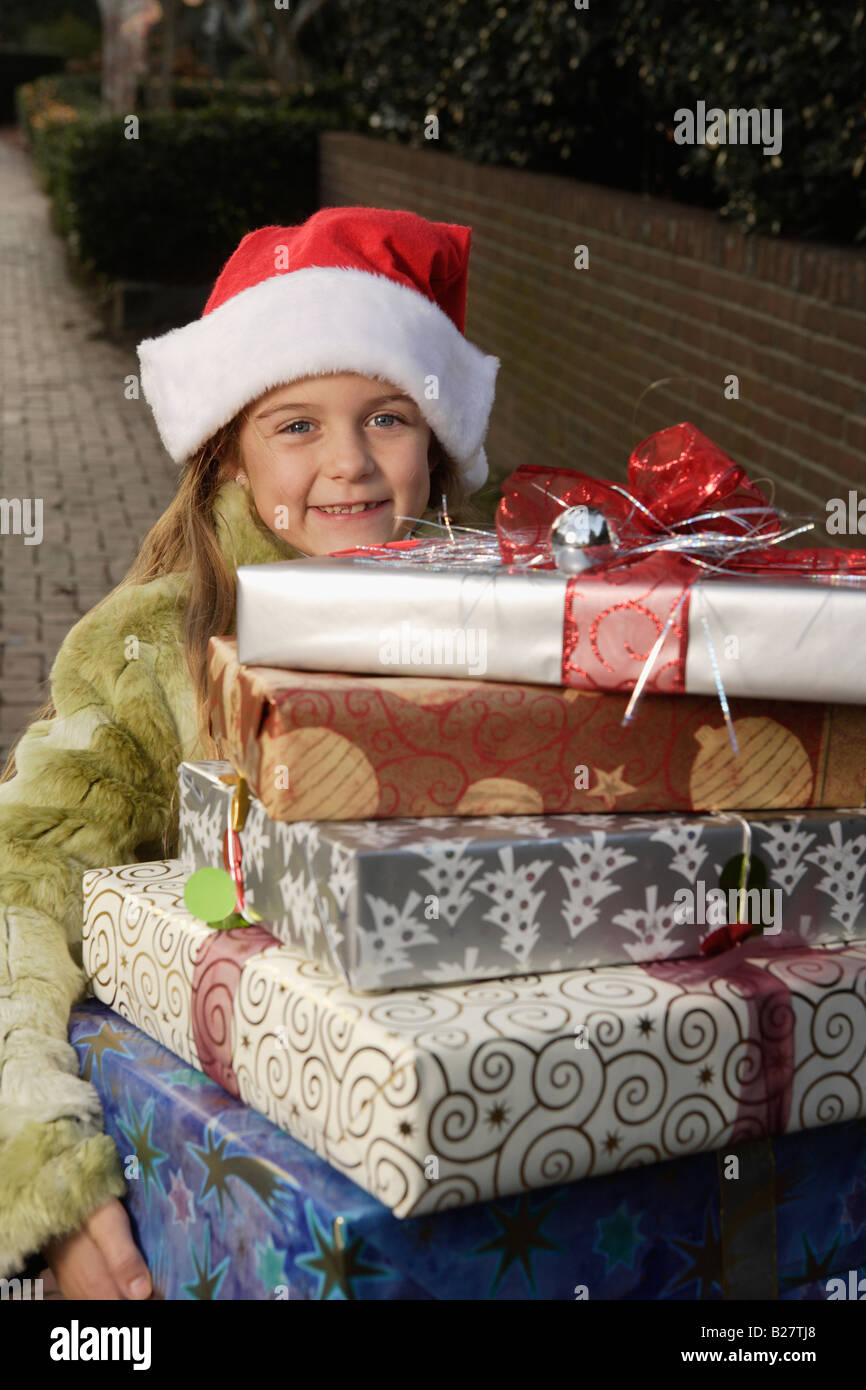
[277,413,403,435]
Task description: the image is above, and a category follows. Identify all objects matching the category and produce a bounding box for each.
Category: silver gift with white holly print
[177,761,866,992]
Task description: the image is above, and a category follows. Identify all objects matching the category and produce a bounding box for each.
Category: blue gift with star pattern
[70,999,866,1301]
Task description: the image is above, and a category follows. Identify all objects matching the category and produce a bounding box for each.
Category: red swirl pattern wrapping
[190,925,280,1095]
[562,551,692,693]
[206,635,866,818]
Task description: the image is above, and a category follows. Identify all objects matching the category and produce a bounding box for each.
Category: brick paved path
[0,126,177,767]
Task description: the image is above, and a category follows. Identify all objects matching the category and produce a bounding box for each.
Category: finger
[39,1266,66,1300]
[48,1228,125,1301]
[86,1199,152,1300]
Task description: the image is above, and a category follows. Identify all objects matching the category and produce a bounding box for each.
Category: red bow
[699,918,762,957]
[496,421,866,577]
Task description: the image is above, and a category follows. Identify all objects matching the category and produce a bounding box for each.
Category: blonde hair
[0,399,483,787]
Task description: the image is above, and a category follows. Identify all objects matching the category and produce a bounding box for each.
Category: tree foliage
[329,0,865,243]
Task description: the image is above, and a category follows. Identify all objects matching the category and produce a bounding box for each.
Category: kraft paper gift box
[178,759,866,991]
[69,996,866,1300]
[206,635,866,820]
[82,859,866,1219]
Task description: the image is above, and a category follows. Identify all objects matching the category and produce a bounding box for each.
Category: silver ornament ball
[550,505,618,574]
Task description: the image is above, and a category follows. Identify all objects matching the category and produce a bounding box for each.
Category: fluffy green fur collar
[211,478,439,559]
[212,477,304,569]
[0,479,308,1277]
[0,475,440,1277]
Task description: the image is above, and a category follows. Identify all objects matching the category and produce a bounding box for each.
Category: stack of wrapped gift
[69,996,866,1299]
[80,424,866,1294]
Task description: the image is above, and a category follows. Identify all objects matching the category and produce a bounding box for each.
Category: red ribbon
[641,935,807,1141]
[496,421,866,577]
[190,925,280,1096]
[700,918,761,957]
[222,826,247,916]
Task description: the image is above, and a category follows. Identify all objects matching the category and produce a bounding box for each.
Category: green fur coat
[0,479,301,1277]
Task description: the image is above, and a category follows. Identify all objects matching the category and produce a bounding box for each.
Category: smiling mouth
[309,501,389,516]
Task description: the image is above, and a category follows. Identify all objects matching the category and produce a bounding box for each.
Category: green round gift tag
[184,867,237,924]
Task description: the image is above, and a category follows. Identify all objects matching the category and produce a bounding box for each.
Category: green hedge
[336,1,642,185]
[64,107,335,282]
[17,80,350,282]
[21,0,862,252]
[0,49,65,123]
[615,1,865,243]
[139,73,355,119]
[15,75,100,211]
[332,0,865,244]
[15,70,100,110]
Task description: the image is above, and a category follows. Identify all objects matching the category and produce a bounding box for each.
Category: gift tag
[719,850,769,922]
[184,867,237,926]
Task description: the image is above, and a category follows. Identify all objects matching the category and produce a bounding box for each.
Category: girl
[0,206,499,1298]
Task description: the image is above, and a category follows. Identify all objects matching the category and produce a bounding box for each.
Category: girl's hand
[44,1198,152,1300]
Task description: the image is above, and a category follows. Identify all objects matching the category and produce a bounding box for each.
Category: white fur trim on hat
[137,267,499,492]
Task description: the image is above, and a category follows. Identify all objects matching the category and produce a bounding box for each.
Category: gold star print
[241,1034,250,1049]
[116,1105,169,1201]
[413,1222,436,1253]
[588,765,637,810]
[603,1131,621,1154]
[668,1206,724,1298]
[74,1020,133,1085]
[472,1193,562,1295]
[297,1213,390,1299]
[698,1066,714,1086]
[780,1232,843,1292]
[183,1226,229,1301]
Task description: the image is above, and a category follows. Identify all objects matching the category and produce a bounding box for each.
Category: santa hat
[137,206,500,493]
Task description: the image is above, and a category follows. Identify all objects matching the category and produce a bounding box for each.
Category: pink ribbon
[641,931,807,1142]
[190,925,279,1096]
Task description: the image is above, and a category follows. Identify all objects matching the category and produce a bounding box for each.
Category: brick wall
[320,133,866,538]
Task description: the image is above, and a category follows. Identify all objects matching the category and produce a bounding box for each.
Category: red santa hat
[137,206,500,493]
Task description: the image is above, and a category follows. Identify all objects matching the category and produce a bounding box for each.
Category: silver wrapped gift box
[235,542,866,703]
[178,760,866,991]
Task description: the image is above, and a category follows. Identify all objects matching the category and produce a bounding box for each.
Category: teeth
[315,502,381,515]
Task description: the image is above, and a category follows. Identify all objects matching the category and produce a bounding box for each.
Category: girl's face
[234,373,433,554]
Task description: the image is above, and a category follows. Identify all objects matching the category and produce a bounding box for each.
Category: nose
[322,422,376,480]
